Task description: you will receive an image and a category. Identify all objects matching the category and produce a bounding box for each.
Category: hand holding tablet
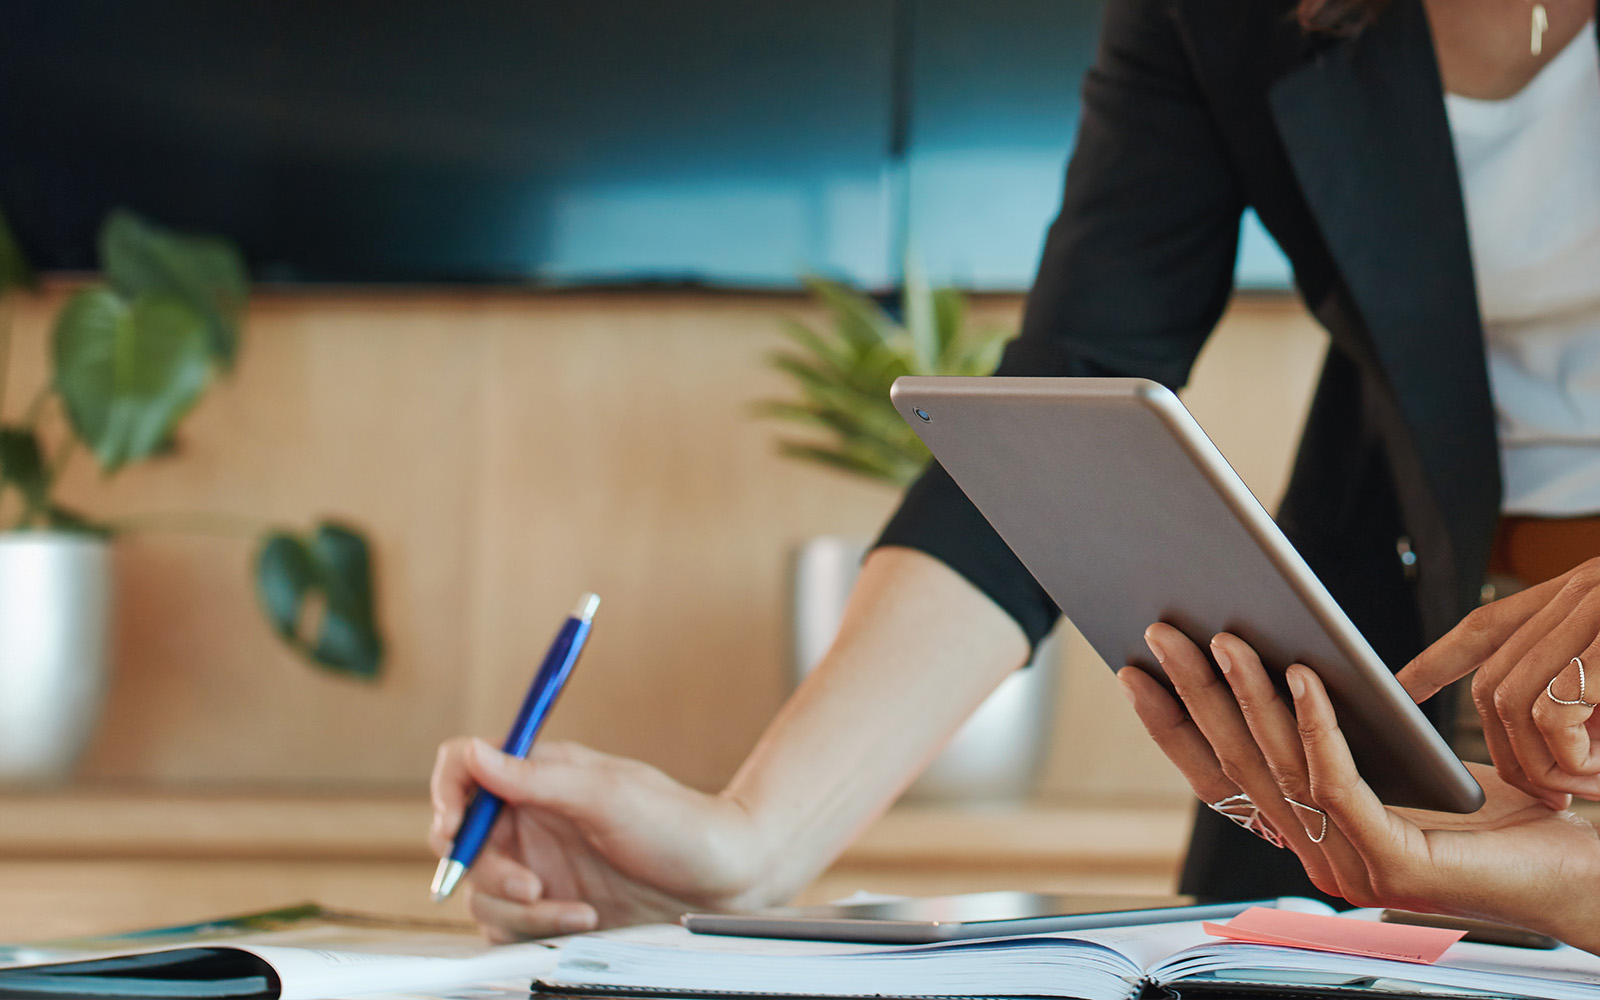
[891,376,1482,812]
[1117,623,1600,947]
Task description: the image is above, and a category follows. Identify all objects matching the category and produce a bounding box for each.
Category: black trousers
[1177,803,1332,903]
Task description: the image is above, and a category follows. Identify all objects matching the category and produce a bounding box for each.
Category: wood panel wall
[2,288,1326,801]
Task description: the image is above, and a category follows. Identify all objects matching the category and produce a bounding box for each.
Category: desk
[0,790,1189,942]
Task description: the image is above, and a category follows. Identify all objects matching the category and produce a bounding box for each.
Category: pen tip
[431,858,467,903]
[574,593,600,623]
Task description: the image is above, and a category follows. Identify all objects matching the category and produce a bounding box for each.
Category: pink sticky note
[1203,907,1465,964]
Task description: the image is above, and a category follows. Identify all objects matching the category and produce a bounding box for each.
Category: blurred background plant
[762,272,1053,802]
[759,268,1010,486]
[0,206,383,680]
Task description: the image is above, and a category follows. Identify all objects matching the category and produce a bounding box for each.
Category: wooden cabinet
[0,791,1189,942]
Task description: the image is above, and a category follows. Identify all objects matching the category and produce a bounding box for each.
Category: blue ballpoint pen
[431,592,600,902]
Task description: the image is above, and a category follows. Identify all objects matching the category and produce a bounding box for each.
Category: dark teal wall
[0,1,1290,290]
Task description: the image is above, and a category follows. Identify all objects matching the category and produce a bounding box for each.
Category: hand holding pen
[426,588,773,940]
[431,592,600,902]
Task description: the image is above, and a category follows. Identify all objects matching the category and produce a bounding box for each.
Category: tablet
[682,892,1263,944]
[890,376,1482,813]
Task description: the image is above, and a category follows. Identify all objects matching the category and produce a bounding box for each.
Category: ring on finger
[1545,657,1598,708]
[1208,793,1285,849]
[1283,796,1328,844]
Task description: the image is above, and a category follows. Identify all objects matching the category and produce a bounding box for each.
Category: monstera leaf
[52,288,213,474]
[257,522,384,680]
[100,210,248,368]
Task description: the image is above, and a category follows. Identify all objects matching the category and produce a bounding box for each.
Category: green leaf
[0,206,36,296]
[902,258,939,374]
[0,426,47,519]
[960,332,1006,377]
[931,288,967,367]
[100,209,248,368]
[803,276,900,355]
[767,270,1011,485]
[256,522,384,680]
[773,318,852,375]
[53,288,214,474]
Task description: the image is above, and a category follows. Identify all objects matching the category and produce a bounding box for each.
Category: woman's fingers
[1397,574,1567,701]
[1145,626,1283,807]
[467,889,599,943]
[467,852,548,910]
[1288,664,1425,902]
[1470,590,1586,799]
[430,737,481,854]
[1210,635,1308,793]
[1116,666,1238,805]
[462,848,600,941]
[1209,635,1366,899]
[1493,590,1600,800]
[1393,561,1600,805]
[1470,571,1600,801]
[1142,625,1322,860]
[1530,646,1600,790]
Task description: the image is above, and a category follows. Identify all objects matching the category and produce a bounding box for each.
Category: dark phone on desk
[682,891,1266,944]
[1379,910,1560,949]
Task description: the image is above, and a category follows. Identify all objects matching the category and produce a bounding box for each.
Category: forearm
[720,546,1031,905]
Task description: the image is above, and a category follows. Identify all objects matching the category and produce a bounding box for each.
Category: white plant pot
[792,536,1056,803]
[0,532,113,784]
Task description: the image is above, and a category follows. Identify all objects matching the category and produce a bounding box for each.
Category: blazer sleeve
[875,0,1246,652]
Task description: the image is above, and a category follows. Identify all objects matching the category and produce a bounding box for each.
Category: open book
[0,905,558,1000]
[537,915,1600,1000]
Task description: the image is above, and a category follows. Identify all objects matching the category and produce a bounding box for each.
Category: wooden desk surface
[0,790,1190,943]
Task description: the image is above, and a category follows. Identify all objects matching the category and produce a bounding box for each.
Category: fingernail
[1211,640,1232,674]
[1116,672,1138,706]
[1145,629,1168,664]
[559,909,597,934]
[1287,668,1307,700]
[473,738,502,767]
[509,878,540,903]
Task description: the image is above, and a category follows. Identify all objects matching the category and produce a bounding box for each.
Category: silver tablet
[683,892,1261,944]
[891,376,1482,813]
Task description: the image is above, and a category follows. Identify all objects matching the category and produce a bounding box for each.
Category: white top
[1445,24,1600,515]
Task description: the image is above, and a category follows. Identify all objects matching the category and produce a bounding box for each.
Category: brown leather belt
[1489,515,1600,587]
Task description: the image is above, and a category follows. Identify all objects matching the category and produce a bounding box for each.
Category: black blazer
[878,0,1594,899]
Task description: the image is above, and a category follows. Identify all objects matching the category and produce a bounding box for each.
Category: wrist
[1549,899,1600,957]
[709,786,813,910]
[1494,878,1600,957]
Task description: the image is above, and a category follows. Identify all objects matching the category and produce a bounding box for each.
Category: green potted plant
[0,206,383,783]
[761,270,1057,802]
[759,270,1004,486]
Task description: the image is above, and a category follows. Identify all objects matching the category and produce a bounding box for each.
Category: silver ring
[1284,796,1328,844]
[1208,793,1257,829]
[1545,657,1598,708]
[1208,793,1284,849]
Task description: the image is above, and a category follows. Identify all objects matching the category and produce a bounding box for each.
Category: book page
[1153,937,1600,1000]
[358,980,537,1000]
[249,936,555,1000]
[547,922,1152,1000]
[1063,920,1220,970]
[0,906,558,1000]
